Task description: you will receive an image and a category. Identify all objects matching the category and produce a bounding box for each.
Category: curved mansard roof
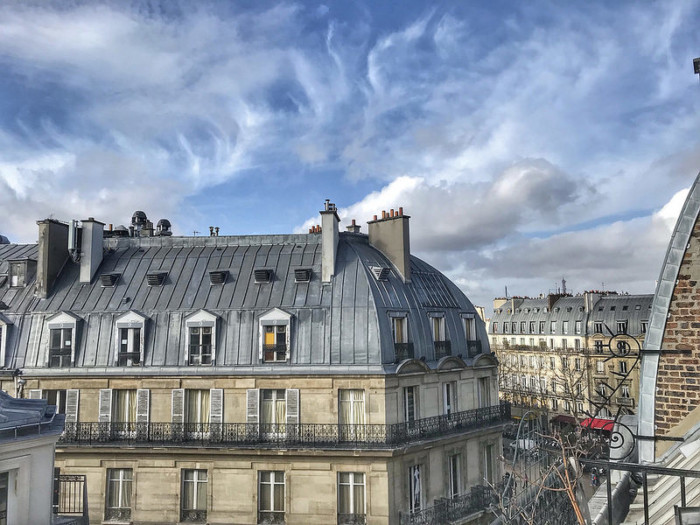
[0,231,486,374]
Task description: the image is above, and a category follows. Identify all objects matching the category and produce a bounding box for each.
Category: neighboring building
[489,293,651,426]
[0,205,504,525]
[0,390,65,525]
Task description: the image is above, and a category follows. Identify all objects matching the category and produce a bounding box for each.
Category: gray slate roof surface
[0,232,485,373]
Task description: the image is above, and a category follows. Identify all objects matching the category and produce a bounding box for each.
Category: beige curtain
[113,390,137,423]
[339,390,364,425]
[186,390,210,425]
[106,469,132,509]
[261,390,286,425]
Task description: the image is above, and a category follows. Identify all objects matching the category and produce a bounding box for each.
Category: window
[621,385,630,398]
[617,321,627,335]
[42,390,67,414]
[564,382,570,394]
[622,305,628,311]
[181,469,207,522]
[463,315,476,341]
[576,383,583,396]
[529,356,535,368]
[594,322,603,334]
[519,337,525,345]
[115,311,147,366]
[492,322,498,334]
[511,322,516,333]
[594,340,604,353]
[186,309,217,366]
[598,384,607,397]
[443,382,457,415]
[564,400,571,412]
[529,338,535,347]
[404,387,418,422]
[562,321,569,334]
[550,357,555,370]
[641,321,648,334]
[105,468,133,522]
[49,328,73,367]
[574,339,581,350]
[186,389,210,433]
[0,317,8,367]
[478,377,491,408]
[619,361,628,374]
[597,360,605,373]
[338,473,365,522]
[188,327,212,365]
[562,339,568,350]
[550,321,556,334]
[551,379,557,393]
[540,378,546,393]
[549,338,554,349]
[551,399,558,410]
[339,390,365,440]
[575,320,582,334]
[529,321,536,334]
[484,444,495,484]
[576,402,584,413]
[530,377,536,390]
[259,471,285,523]
[610,306,616,311]
[448,455,461,498]
[408,465,422,513]
[575,358,581,371]
[261,389,287,428]
[393,317,408,344]
[504,323,509,334]
[112,390,137,424]
[259,308,292,362]
[520,321,526,333]
[539,321,545,334]
[561,356,568,370]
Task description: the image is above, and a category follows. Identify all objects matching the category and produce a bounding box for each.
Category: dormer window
[115,311,147,366]
[47,312,80,368]
[0,314,11,368]
[185,310,218,366]
[258,308,292,363]
[9,259,36,288]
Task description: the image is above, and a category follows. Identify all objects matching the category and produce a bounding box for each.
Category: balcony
[394,342,414,362]
[258,511,284,524]
[58,403,511,449]
[263,344,287,362]
[400,484,494,525]
[181,509,207,523]
[616,397,634,407]
[434,340,451,359]
[466,340,482,358]
[338,514,366,525]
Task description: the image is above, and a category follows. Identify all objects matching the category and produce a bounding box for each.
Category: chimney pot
[373,215,377,221]
[382,211,386,219]
[351,219,356,226]
[390,209,395,218]
[399,207,403,216]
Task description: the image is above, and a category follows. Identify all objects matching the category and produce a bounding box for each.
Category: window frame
[115,311,147,366]
[185,309,218,366]
[0,314,11,368]
[448,455,461,499]
[338,472,366,519]
[408,465,422,513]
[258,470,285,521]
[47,312,80,368]
[105,468,133,521]
[181,469,208,521]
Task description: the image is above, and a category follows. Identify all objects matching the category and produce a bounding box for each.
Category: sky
[1,0,699,312]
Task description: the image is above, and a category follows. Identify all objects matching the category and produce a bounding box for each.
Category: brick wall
[656,220,700,433]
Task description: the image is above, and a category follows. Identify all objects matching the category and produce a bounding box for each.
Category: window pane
[273,482,284,511]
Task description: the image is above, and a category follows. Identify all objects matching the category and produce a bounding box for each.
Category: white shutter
[246,389,259,424]
[65,389,80,423]
[28,389,42,399]
[209,389,223,425]
[171,389,185,424]
[98,389,113,423]
[286,388,299,426]
[136,389,150,424]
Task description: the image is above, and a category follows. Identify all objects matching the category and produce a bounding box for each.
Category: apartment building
[489,292,650,426]
[0,204,504,525]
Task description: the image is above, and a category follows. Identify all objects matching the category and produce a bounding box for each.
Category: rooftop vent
[294,268,312,283]
[146,272,167,286]
[209,270,228,285]
[370,266,390,281]
[100,273,120,287]
[254,269,273,284]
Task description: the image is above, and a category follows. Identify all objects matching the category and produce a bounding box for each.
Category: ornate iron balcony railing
[466,340,482,358]
[58,403,510,449]
[434,341,451,359]
[180,509,207,523]
[394,342,414,361]
[400,484,494,525]
[338,513,367,525]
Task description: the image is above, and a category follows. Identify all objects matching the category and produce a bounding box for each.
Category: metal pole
[643,471,649,525]
[607,466,613,525]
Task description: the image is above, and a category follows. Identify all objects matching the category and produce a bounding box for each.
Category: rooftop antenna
[694,57,700,83]
[192,230,200,237]
[505,285,509,298]
[562,278,567,295]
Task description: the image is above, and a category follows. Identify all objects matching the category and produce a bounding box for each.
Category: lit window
[181,469,207,522]
[259,471,285,523]
[338,472,365,521]
[105,468,133,522]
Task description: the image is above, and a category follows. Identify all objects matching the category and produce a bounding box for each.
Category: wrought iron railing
[104,508,131,522]
[338,513,366,525]
[58,403,510,448]
[263,344,288,362]
[258,511,285,524]
[399,484,494,525]
[394,342,414,361]
[53,474,88,519]
[434,340,451,359]
[180,509,207,522]
[466,340,482,358]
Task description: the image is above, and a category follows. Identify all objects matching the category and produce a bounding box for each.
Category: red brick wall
[656,220,700,434]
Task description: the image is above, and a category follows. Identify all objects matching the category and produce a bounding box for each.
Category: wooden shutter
[209,389,223,425]
[286,388,299,426]
[171,389,185,424]
[98,389,113,423]
[28,389,42,399]
[246,389,259,424]
[65,390,80,424]
[136,389,150,424]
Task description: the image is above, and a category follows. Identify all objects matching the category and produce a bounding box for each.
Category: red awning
[581,418,615,431]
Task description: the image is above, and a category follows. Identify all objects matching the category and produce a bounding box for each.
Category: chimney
[320,200,340,283]
[346,219,361,233]
[493,298,508,310]
[80,218,105,284]
[367,206,411,282]
[36,219,70,298]
[584,291,601,313]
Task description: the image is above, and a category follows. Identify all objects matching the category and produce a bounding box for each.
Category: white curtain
[113,390,137,423]
[186,390,210,426]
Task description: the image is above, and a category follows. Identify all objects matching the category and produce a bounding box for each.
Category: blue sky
[1,0,699,310]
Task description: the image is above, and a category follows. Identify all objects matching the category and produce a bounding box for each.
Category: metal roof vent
[146,272,167,286]
[209,270,228,285]
[370,266,390,281]
[294,268,312,283]
[100,273,120,287]
[254,269,272,283]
